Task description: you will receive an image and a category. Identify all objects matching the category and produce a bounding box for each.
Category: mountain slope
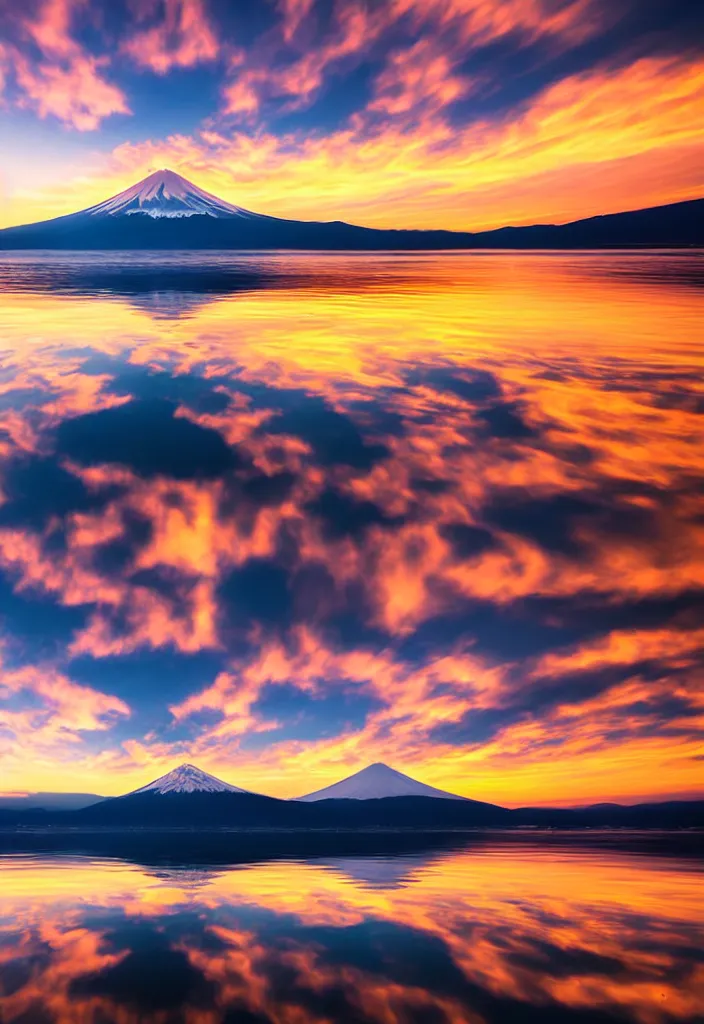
[83,169,262,220]
[0,169,700,249]
[298,762,466,801]
[76,762,305,827]
[128,763,252,795]
[76,790,307,827]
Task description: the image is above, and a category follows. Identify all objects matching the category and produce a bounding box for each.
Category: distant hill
[510,800,704,829]
[0,169,700,250]
[0,792,103,811]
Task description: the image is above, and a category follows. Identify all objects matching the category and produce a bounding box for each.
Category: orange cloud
[0,650,130,787]
[0,253,702,803]
[1,847,702,1024]
[6,50,702,230]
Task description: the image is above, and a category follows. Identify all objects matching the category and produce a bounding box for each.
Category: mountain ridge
[0,759,701,830]
[0,169,701,249]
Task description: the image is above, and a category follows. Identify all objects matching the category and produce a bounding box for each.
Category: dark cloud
[105,367,233,414]
[241,470,297,506]
[0,456,122,530]
[306,488,404,539]
[440,523,497,560]
[0,571,91,663]
[70,926,215,1012]
[261,396,389,469]
[475,401,536,440]
[219,558,292,632]
[432,655,703,748]
[507,938,624,979]
[245,680,384,747]
[92,511,153,576]
[56,399,239,479]
[484,488,665,558]
[68,650,225,710]
[431,706,525,746]
[401,596,583,663]
[405,367,503,403]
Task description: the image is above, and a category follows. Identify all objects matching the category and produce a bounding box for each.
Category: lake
[0,840,702,1023]
[0,250,702,1020]
[0,250,702,807]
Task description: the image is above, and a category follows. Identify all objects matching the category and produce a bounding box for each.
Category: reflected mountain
[0,251,702,814]
[320,853,449,889]
[0,843,702,1024]
[0,251,436,318]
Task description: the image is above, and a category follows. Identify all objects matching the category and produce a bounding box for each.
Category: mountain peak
[128,763,250,796]
[83,169,260,221]
[297,762,466,802]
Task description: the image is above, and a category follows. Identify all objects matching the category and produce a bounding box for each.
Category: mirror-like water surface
[0,251,702,806]
[1,844,702,1023]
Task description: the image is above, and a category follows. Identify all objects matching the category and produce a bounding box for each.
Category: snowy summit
[297,762,466,802]
[84,169,262,220]
[128,763,250,796]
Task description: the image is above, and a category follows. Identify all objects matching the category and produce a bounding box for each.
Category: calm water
[1,252,703,1021]
[0,250,702,806]
[0,843,702,1023]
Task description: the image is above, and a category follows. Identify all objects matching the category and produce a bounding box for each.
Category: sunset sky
[0,1,703,810]
[0,0,703,231]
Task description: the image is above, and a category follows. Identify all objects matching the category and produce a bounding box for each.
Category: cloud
[9,45,701,234]
[123,0,219,74]
[13,52,130,131]
[0,648,130,783]
[0,0,702,225]
[4,0,130,130]
[223,1,381,118]
[0,252,703,802]
[3,844,702,1024]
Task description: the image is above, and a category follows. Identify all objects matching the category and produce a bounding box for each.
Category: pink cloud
[6,0,129,130]
[14,52,130,131]
[369,38,472,118]
[223,2,384,118]
[279,0,316,43]
[123,0,219,74]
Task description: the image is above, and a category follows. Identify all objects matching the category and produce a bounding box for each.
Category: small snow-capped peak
[128,763,251,796]
[297,762,466,802]
[83,168,262,221]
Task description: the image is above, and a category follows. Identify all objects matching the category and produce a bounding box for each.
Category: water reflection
[0,845,702,1023]
[0,252,702,805]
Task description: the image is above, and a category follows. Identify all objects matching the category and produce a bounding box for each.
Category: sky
[0,250,702,805]
[0,0,703,231]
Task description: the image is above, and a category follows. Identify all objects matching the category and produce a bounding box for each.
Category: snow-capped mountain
[83,169,263,220]
[1,166,697,250]
[128,763,251,796]
[297,762,466,802]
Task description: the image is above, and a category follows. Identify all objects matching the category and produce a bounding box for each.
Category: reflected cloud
[0,252,702,804]
[0,845,702,1024]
